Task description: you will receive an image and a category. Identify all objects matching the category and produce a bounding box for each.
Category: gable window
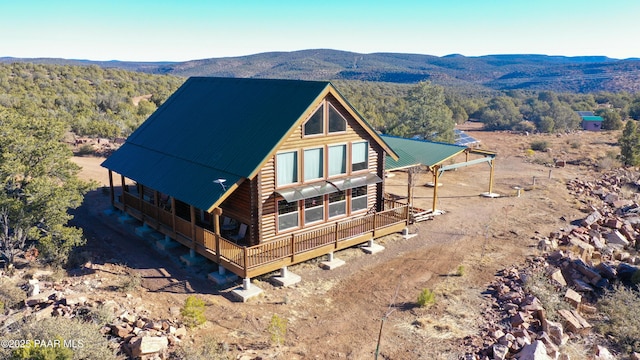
[351,186,368,212]
[304,147,323,181]
[278,199,299,231]
[304,105,324,136]
[351,141,368,172]
[276,151,298,187]
[304,196,324,224]
[328,105,346,133]
[328,144,346,177]
[328,191,346,218]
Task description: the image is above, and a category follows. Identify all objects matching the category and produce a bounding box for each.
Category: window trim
[303,103,325,138]
[277,199,300,232]
[351,141,369,173]
[303,195,325,225]
[350,186,368,213]
[327,103,347,134]
[275,150,299,188]
[303,146,325,182]
[327,143,347,178]
[328,191,347,219]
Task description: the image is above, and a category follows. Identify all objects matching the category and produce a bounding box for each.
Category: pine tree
[619,121,640,166]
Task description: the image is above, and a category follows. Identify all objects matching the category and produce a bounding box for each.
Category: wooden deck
[115,192,409,278]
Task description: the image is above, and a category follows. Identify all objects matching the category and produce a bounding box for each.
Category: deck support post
[488,159,495,194]
[170,197,176,234]
[108,170,114,206]
[212,208,222,263]
[243,278,251,290]
[327,252,334,262]
[280,266,288,278]
[190,205,197,249]
[139,184,144,222]
[120,175,127,211]
[432,165,440,213]
[218,266,226,276]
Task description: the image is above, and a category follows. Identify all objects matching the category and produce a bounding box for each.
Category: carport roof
[382,135,467,171]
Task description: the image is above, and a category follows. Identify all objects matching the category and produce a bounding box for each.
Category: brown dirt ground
[68,124,621,359]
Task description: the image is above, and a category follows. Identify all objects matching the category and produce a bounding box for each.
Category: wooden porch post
[154,190,159,220]
[120,175,126,210]
[108,170,114,206]
[212,208,222,263]
[432,165,440,213]
[488,159,495,194]
[139,184,144,221]
[407,169,413,207]
[171,197,176,233]
[190,205,197,249]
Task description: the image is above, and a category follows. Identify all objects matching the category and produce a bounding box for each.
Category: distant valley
[2,49,640,93]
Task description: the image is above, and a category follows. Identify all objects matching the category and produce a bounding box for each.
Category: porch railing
[116,191,408,278]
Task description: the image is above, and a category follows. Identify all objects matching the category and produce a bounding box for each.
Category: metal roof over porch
[381,135,468,171]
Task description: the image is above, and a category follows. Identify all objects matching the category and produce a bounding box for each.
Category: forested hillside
[4,50,640,93]
[0,63,183,139]
[3,61,640,142]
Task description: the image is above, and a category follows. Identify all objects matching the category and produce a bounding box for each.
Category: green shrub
[76,143,95,156]
[524,272,570,321]
[0,279,26,310]
[0,317,113,360]
[596,284,640,354]
[268,314,288,346]
[86,301,117,326]
[173,334,230,360]
[11,336,73,360]
[530,140,549,152]
[455,265,465,277]
[181,296,206,328]
[118,269,141,292]
[417,289,436,307]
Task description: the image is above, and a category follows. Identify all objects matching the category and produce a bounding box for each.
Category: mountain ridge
[2,49,640,93]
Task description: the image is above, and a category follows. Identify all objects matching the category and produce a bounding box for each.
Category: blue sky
[1,0,638,61]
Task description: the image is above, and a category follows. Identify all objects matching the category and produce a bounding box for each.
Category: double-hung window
[278,200,299,231]
[304,196,324,224]
[351,141,368,172]
[328,144,346,177]
[328,191,346,218]
[351,186,368,212]
[276,151,298,187]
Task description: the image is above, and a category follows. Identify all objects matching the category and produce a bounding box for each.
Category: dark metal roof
[103,77,330,210]
[102,77,396,211]
[382,135,467,170]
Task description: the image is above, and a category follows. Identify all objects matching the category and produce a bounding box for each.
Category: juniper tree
[0,109,94,265]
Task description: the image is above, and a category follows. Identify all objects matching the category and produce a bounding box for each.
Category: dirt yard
[68,124,622,359]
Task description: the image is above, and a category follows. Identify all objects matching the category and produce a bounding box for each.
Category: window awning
[329,173,382,191]
[275,181,339,202]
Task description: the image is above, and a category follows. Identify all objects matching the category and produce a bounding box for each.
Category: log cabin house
[101,77,409,282]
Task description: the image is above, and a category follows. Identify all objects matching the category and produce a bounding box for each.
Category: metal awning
[329,173,382,191]
[275,181,339,202]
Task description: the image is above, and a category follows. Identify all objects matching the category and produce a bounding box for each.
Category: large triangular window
[328,104,346,133]
[304,104,324,136]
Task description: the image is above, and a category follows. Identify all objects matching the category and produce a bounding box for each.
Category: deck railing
[117,191,408,278]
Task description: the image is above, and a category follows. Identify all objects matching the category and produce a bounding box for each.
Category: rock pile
[469,170,640,360]
[0,276,188,360]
